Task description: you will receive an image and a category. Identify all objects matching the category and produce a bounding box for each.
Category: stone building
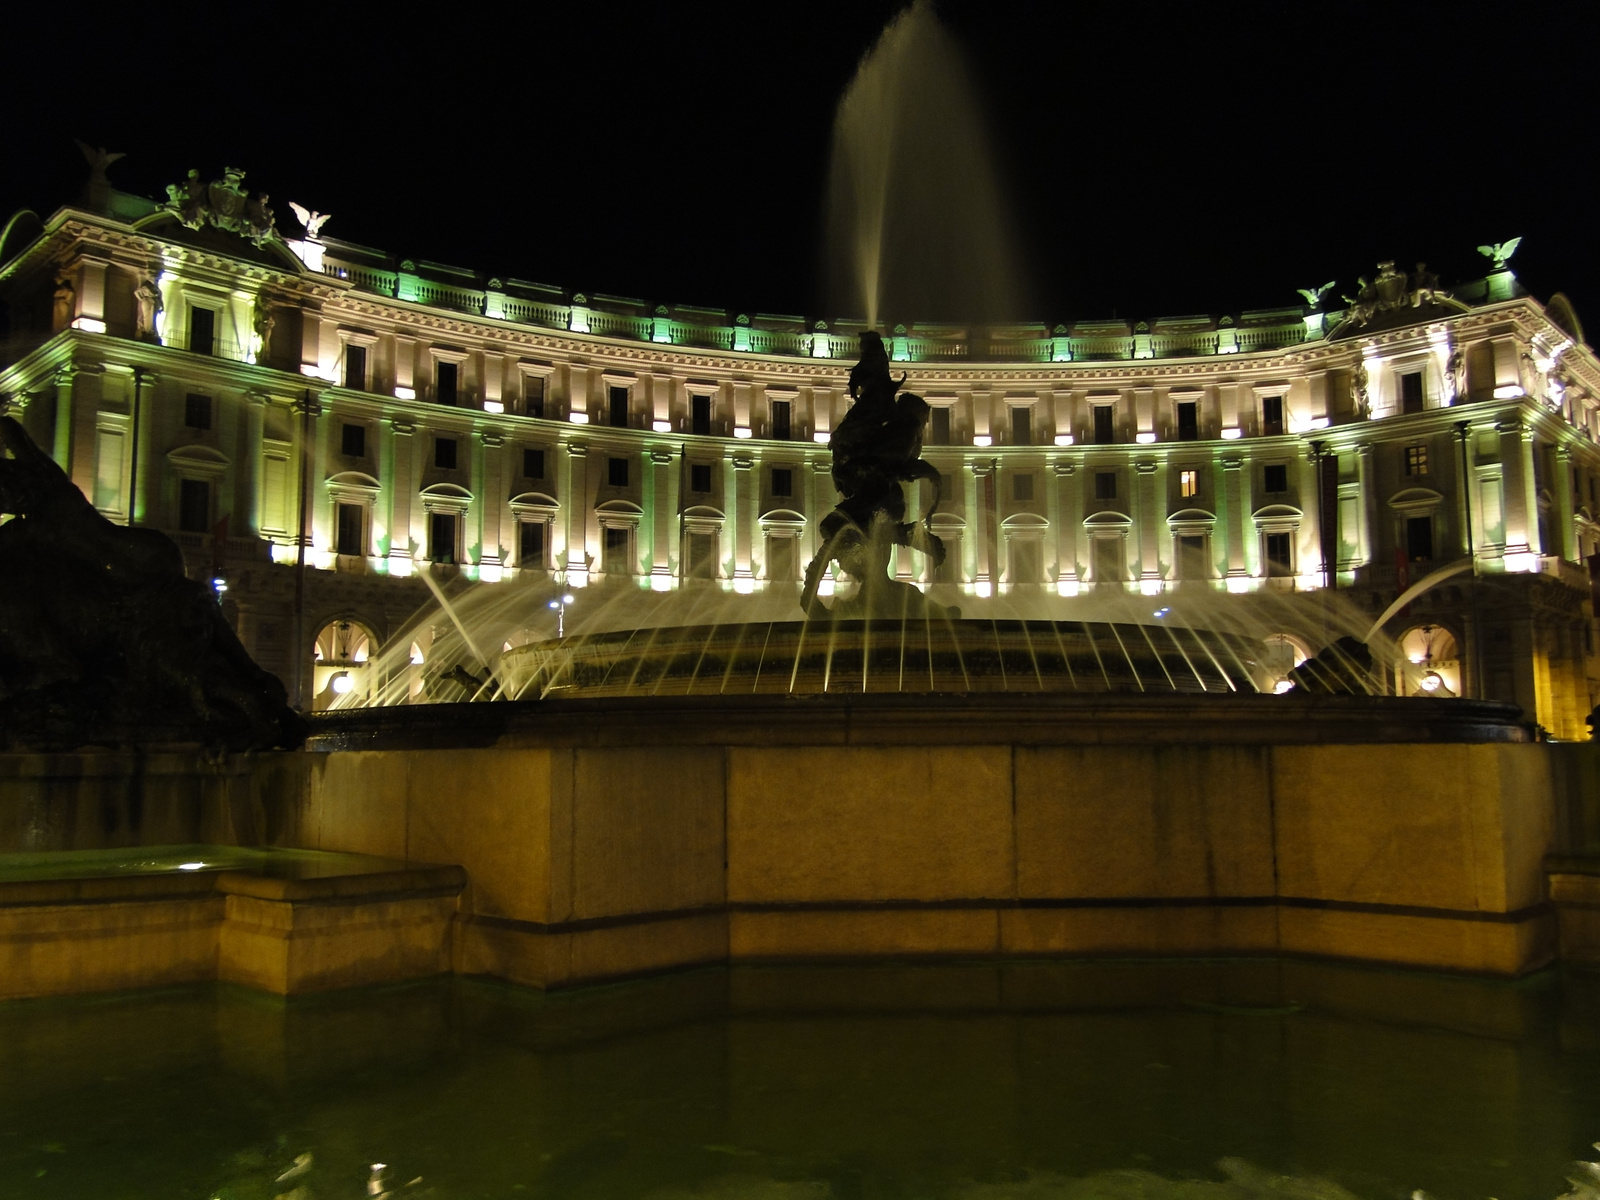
[3,168,1598,734]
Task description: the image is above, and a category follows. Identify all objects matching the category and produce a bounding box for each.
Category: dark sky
[7,0,1598,329]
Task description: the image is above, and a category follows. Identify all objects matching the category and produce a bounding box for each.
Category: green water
[1,961,1597,1200]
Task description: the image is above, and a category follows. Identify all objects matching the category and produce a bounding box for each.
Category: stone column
[1221,454,1248,579]
[1498,417,1538,558]
[732,452,754,584]
[1136,460,1160,584]
[241,391,268,537]
[1454,422,1478,560]
[1356,443,1377,570]
[52,365,77,476]
[387,417,415,566]
[564,442,589,582]
[971,459,994,592]
[1054,461,1078,587]
[567,365,588,423]
[810,458,833,564]
[1555,443,1576,563]
[650,447,674,583]
[66,365,104,500]
[480,431,506,572]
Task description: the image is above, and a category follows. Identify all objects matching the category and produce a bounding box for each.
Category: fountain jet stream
[823,0,1027,326]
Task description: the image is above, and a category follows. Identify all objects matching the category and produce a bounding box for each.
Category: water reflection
[0,961,1596,1199]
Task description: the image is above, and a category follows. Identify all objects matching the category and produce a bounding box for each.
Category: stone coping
[306,693,1529,752]
[0,844,465,905]
[1546,846,1600,877]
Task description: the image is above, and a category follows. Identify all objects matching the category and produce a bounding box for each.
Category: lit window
[1405,445,1428,476]
[1179,469,1199,499]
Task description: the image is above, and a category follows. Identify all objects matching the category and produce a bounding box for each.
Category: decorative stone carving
[287,201,332,240]
[1477,237,1521,271]
[52,272,75,330]
[134,275,163,341]
[162,167,278,247]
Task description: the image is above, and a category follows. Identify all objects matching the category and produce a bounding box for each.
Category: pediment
[420,482,473,500]
[509,491,558,509]
[166,444,229,467]
[1386,488,1443,514]
[682,504,726,520]
[1251,503,1304,522]
[1166,507,1217,526]
[1083,510,1132,528]
[596,499,643,515]
[1001,512,1049,529]
[327,470,380,490]
[759,507,807,525]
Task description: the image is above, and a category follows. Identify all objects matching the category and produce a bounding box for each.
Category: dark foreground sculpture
[1284,635,1375,695]
[802,332,956,619]
[0,416,303,751]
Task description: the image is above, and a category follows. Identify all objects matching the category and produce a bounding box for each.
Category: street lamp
[547,593,575,638]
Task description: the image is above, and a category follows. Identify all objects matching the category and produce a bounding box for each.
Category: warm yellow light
[973,435,993,447]
[652,420,671,433]
[1136,432,1156,444]
[569,412,590,425]
[483,400,504,414]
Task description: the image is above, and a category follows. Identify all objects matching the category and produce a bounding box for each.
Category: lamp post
[548,593,575,638]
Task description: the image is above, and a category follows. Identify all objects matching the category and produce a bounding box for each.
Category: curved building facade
[3,168,1599,734]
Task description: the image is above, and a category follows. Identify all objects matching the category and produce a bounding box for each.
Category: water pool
[1,960,1596,1199]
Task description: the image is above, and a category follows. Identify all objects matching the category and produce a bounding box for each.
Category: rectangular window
[1179,468,1199,499]
[688,531,716,579]
[771,400,792,441]
[178,478,209,533]
[519,520,545,568]
[435,360,458,406]
[930,406,951,446]
[1012,472,1034,501]
[344,343,367,390]
[1264,464,1288,493]
[524,377,545,419]
[603,526,630,573]
[188,306,215,356]
[1009,538,1041,583]
[1093,405,1115,445]
[1407,515,1434,562]
[608,386,629,427]
[608,456,629,488]
[1400,371,1424,414]
[691,394,712,436]
[1405,445,1429,476]
[184,393,211,430]
[1177,534,1207,580]
[1261,395,1284,436]
[690,463,712,493]
[434,437,457,470]
[1094,471,1116,501]
[1010,406,1032,447]
[772,467,792,497]
[429,511,457,564]
[523,448,545,479]
[1094,537,1123,583]
[1265,531,1293,576]
[1177,401,1198,441]
[341,423,365,458]
[335,502,364,556]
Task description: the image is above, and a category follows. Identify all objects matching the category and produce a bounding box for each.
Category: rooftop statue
[802,332,955,619]
[0,416,303,751]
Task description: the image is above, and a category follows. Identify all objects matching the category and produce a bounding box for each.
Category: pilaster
[1221,454,1247,578]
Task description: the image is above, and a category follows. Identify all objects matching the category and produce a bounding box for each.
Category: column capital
[481,432,506,448]
[389,417,416,435]
[567,441,588,458]
[650,448,673,465]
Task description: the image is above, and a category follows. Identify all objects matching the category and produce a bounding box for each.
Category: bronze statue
[802,332,953,619]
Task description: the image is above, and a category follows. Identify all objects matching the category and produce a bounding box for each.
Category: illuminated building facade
[3,169,1599,734]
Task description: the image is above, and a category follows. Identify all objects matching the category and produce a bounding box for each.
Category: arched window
[1262,633,1312,693]
[311,619,377,710]
[1398,624,1460,697]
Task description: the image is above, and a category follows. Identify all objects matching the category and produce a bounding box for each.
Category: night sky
[6,0,1598,330]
